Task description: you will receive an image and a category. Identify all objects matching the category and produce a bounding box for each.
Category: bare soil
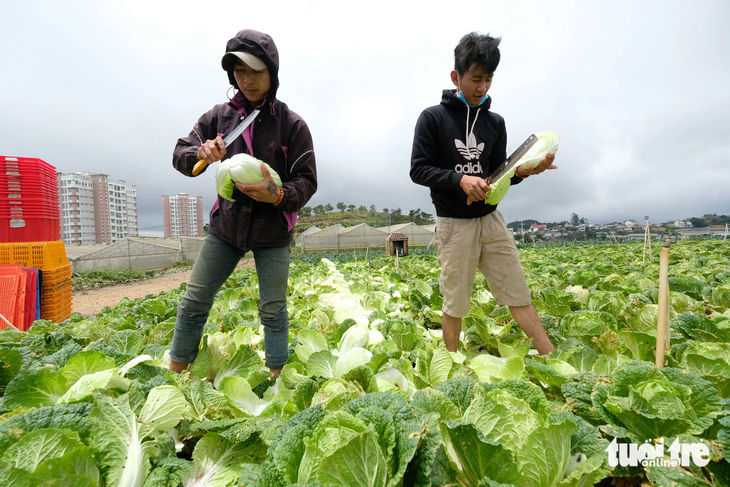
[71,258,255,317]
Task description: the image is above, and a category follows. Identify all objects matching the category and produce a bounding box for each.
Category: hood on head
[223,29,280,103]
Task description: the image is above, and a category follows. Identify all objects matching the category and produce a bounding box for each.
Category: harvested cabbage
[484,130,559,205]
[215,153,283,202]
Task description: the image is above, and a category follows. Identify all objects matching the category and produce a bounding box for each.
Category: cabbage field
[1,240,729,487]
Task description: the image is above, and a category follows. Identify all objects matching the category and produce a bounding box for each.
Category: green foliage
[2,240,729,486]
[72,269,152,291]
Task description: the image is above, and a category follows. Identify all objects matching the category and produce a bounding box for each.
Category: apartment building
[57,173,96,244]
[57,172,138,245]
[162,194,203,238]
[126,186,139,237]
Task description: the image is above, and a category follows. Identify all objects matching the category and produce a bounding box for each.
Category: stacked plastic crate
[0,157,59,242]
[0,156,71,326]
[0,264,40,331]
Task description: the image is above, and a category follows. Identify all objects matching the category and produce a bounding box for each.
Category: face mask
[456,81,488,108]
[457,90,488,108]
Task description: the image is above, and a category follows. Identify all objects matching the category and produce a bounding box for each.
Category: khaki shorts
[435,211,531,317]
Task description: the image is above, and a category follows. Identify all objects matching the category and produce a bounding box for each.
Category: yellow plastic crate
[0,241,68,270]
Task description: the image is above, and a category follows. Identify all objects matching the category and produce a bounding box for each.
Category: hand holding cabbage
[466,130,560,206]
[215,153,283,203]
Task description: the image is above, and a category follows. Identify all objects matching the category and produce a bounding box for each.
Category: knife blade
[487,133,539,185]
[191,109,260,176]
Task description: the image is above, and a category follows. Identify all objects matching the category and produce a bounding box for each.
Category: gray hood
[223,29,280,102]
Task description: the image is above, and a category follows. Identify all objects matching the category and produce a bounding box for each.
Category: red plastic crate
[0,194,58,204]
[22,268,37,330]
[0,218,59,243]
[0,193,59,205]
[0,191,58,201]
[1,156,57,175]
[0,197,59,207]
[0,211,60,222]
[0,203,60,217]
[0,173,58,185]
[0,272,19,328]
[0,188,59,202]
[0,206,60,220]
[14,270,26,329]
[0,166,57,178]
[0,265,27,329]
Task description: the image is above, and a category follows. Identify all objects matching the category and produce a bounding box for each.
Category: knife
[191,109,260,176]
[487,133,539,185]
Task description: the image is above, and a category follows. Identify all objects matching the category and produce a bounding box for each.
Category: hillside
[294,209,434,234]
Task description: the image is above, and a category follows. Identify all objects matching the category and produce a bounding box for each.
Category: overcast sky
[2,0,729,235]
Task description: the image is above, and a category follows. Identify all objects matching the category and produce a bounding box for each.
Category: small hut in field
[386,232,408,256]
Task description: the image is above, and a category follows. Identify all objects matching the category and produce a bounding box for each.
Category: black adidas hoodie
[410,89,522,218]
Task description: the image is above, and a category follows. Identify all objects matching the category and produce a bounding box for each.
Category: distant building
[674,227,725,237]
[126,186,139,236]
[673,220,688,228]
[162,194,203,238]
[57,172,138,245]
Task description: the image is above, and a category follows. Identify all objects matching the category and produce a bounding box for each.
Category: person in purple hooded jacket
[169,30,317,378]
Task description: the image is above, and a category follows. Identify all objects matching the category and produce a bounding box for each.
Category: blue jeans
[169,234,291,369]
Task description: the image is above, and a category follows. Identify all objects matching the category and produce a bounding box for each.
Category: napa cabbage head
[215,153,283,202]
[485,130,559,205]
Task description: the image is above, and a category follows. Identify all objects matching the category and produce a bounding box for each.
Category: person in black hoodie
[410,32,556,355]
[169,30,317,377]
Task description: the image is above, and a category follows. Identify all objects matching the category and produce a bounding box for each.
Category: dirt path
[72,258,255,317]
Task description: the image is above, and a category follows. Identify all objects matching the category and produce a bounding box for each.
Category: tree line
[298,204,435,225]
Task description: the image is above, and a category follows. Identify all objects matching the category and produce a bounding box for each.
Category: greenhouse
[376,222,435,247]
[68,236,205,272]
[299,223,386,253]
[294,225,321,246]
[299,223,437,253]
[299,224,344,253]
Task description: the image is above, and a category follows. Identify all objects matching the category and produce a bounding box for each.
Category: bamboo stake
[655,238,672,368]
[643,216,652,264]
[0,312,20,331]
[665,274,671,352]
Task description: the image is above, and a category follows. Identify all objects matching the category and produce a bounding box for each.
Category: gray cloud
[1,0,728,236]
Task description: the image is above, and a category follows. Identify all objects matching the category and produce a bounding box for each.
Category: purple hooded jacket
[173,30,317,250]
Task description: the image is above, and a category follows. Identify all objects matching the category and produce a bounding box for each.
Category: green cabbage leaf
[215,153,283,203]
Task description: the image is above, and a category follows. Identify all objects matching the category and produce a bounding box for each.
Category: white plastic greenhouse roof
[294,225,321,243]
[307,224,344,237]
[64,244,107,260]
[67,236,205,272]
[338,223,387,236]
[376,222,434,235]
[420,224,436,233]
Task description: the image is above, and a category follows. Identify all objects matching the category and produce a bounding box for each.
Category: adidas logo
[455,134,484,161]
[455,162,483,174]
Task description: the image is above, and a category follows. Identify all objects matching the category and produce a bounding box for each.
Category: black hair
[454,32,501,76]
